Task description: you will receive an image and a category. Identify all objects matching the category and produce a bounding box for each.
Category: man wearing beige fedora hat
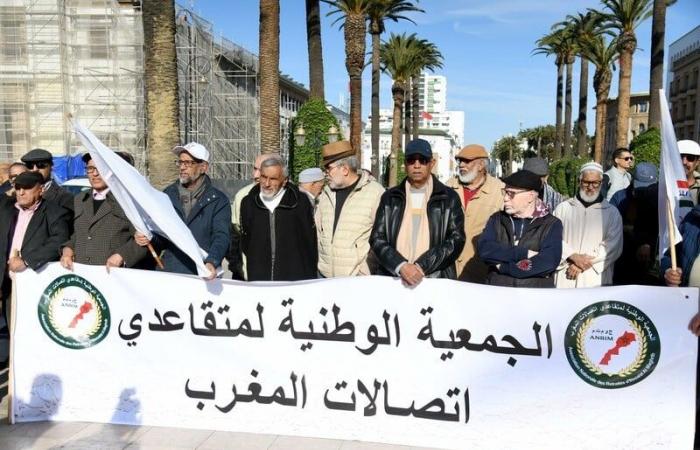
[316,140,384,277]
[446,144,504,283]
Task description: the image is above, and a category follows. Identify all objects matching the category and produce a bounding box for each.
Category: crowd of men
[3,137,700,317]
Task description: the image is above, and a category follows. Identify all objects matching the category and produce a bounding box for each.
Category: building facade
[603,93,650,164]
[668,25,700,142]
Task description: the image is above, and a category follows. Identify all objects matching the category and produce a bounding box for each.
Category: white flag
[658,89,689,261]
[72,120,211,277]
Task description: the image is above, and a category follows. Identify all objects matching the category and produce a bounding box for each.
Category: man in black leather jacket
[370,139,465,286]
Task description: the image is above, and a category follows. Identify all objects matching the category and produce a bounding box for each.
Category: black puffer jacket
[370,176,465,279]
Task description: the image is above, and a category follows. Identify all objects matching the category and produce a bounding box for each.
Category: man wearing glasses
[553,162,622,288]
[446,144,504,283]
[20,148,74,212]
[678,140,700,207]
[0,163,28,198]
[371,139,465,286]
[603,148,634,201]
[135,142,231,280]
[477,170,563,287]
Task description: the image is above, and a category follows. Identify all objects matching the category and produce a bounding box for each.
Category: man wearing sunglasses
[678,140,700,207]
[0,163,27,198]
[20,148,74,212]
[371,139,465,286]
[603,148,634,201]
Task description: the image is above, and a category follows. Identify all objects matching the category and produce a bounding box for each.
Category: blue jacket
[159,175,231,275]
[660,205,700,286]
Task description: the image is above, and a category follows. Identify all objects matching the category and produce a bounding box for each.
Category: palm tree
[410,40,443,140]
[325,0,371,161]
[579,35,619,163]
[548,24,578,158]
[306,0,325,100]
[366,0,423,178]
[380,33,420,186]
[560,11,605,157]
[648,0,676,128]
[534,31,568,159]
[259,0,280,154]
[599,0,653,149]
[493,135,522,176]
[142,0,180,188]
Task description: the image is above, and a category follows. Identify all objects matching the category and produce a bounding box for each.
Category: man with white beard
[553,162,623,288]
[446,144,504,282]
[240,155,317,281]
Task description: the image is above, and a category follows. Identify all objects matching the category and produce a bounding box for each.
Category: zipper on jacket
[270,210,276,280]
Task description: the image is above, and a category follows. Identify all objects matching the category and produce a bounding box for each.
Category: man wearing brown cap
[317,141,384,277]
[477,170,562,287]
[447,144,504,282]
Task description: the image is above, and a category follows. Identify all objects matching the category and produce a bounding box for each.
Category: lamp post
[294,124,339,166]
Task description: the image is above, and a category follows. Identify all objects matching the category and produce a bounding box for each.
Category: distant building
[668,25,700,142]
[603,93,650,164]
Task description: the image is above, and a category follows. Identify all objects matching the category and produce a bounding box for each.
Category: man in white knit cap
[553,161,623,288]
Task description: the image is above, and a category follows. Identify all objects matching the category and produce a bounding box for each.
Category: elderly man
[0,172,71,322]
[477,170,563,287]
[20,148,74,211]
[60,152,147,271]
[553,162,622,288]
[1,163,28,198]
[603,148,634,201]
[240,155,317,281]
[371,139,465,286]
[136,142,231,279]
[446,144,504,283]
[522,157,564,212]
[317,141,384,277]
[298,167,325,206]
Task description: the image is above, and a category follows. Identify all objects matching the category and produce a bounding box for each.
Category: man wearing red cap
[446,144,504,283]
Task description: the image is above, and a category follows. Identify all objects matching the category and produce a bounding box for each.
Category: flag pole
[666,197,678,271]
[147,243,164,270]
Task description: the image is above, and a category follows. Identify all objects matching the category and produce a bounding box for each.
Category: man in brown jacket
[447,144,504,283]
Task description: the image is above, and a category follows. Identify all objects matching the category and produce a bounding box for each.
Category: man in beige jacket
[317,141,384,277]
[446,144,504,283]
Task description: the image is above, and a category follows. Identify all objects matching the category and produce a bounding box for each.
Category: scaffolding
[0,0,146,168]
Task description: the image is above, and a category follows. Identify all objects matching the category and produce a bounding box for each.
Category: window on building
[89,23,109,59]
[639,123,646,133]
[639,102,648,113]
[0,7,27,64]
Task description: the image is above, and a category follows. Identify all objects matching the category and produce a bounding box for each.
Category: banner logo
[565,301,660,389]
[38,275,110,349]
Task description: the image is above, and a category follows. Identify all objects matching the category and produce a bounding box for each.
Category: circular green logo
[38,275,110,349]
[565,301,660,389]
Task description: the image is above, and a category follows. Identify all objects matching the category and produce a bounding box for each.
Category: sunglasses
[618,156,634,162]
[406,156,430,166]
[26,162,50,170]
[682,154,699,162]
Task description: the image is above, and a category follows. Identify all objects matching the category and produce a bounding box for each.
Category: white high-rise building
[418,74,447,113]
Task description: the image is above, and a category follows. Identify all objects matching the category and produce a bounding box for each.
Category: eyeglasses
[26,162,50,170]
[580,180,602,188]
[682,154,699,162]
[618,156,634,162]
[323,163,338,174]
[502,188,528,199]
[175,159,200,168]
[406,156,430,166]
[86,166,99,175]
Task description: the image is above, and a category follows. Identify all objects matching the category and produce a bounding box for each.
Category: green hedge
[549,157,585,198]
[288,99,342,181]
[630,127,660,167]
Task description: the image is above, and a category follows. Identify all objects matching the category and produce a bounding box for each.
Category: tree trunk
[507,145,513,176]
[370,24,380,179]
[648,0,666,129]
[305,0,324,100]
[344,13,366,161]
[404,78,411,151]
[389,82,405,187]
[555,61,564,159]
[593,78,611,164]
[576,57,589,157]
[616,34,636,149]
[564,57,574,157]
[412,73,420,140]
[142,0,180,188]
[259,0,280,154]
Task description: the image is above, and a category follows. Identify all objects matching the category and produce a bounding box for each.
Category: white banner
[12,264,699,449]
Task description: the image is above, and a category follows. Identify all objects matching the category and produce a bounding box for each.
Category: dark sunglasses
[682,154,699,162]
[406,156,430,166]
[26,162,50,170]
[618,156,634,162]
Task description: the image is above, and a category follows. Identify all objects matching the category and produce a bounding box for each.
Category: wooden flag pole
[147,243,164,270]
[666,199,678,271]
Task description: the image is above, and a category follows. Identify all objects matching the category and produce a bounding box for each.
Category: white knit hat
[579,161,604,175]
[298,167,324,183]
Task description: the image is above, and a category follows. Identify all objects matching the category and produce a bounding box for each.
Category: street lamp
[293,124,339,147]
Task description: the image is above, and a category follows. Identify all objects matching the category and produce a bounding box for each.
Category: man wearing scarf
[370,139,465,286]
[478,170,563,287]
[553,162,623,288]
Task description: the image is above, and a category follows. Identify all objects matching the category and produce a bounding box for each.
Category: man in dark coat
[370,139,465,286]
[60,152,147,270]
[477,170,563,288]
[240,155,317,281]
[0,171,71,320]
[135,142,231,279]
[20,148,74,212]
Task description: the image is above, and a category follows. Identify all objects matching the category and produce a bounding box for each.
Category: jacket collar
[165,175,217,221]
[392,175,447,198]
[252,182,300,210]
